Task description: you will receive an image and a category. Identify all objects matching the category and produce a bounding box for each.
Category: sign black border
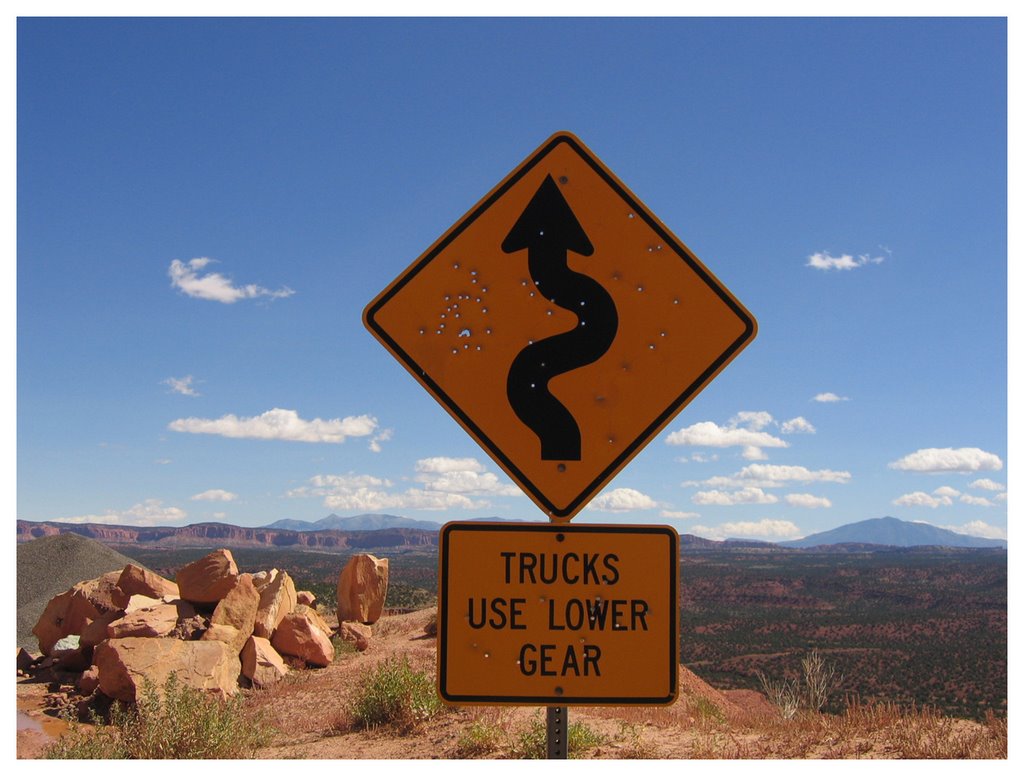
[364,133,756,518]
[437,522,679,705]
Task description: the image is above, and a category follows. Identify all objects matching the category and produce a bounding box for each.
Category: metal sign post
[546,705,568,759]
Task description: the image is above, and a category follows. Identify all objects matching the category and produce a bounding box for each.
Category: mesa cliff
[15,520,439,552]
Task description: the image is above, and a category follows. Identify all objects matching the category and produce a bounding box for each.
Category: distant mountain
[782,516,1006,549]
[263,513,444,531]
[261,518,317,531]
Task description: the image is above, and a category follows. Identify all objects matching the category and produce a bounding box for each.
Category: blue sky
[15,15,1009,541]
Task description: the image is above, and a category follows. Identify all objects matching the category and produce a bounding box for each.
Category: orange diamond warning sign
[364,132,756,520]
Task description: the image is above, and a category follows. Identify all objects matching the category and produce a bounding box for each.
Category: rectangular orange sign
[437,522,679,705]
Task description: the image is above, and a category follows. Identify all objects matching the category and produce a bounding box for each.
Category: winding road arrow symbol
[502,175,619,461]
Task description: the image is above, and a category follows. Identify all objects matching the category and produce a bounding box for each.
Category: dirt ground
[15,609,1003,760]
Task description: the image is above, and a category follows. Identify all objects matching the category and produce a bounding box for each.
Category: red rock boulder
[240,636,288,689]
[176,549,238,605]
[201,575,260,653]
[271,607,334,668]
[32,572,129,655]
[336,554,389,625]
[117,564,179,599]
[106,600,197,640]
[252,569,297,640]
[93,637,240,702]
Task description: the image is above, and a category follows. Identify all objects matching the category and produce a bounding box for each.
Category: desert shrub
[758,671,801,719]
[693,695,726,725]
[348,655,443,732]
[44,673,266,759]
[510,713,548,759]
[689,729,747,759]
[511,712,605,759]
[568,719,606,755]
[614,721,660,759]
[331,634,360,660]
[453,719,505,758]
[801,649,843,712]
[759,649,843,718]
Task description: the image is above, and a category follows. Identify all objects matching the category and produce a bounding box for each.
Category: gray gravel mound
[17,533,141,651]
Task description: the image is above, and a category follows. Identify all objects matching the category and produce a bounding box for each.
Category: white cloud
[892,491,950,509]
[690,463,852,490]
[414,457,520,497]
[169,257,295,304]
[190,489,238,502]
[970,478,1006,492]
[589,487,658,512]
[898,485,999,508]
[942,520,1007,540]
[889,447,1003,474]
[169,408,377,444]
[959,494,995,507]
[806,251,885,271]
[690,453,718,463]
[813,392,849,403]
[163,375,200,397]
[52,499,187,527]
[781,417,816,434]
[785,493,832,509]
[692,487,778,506]
[415,457,486,474]
[666,420,788,461]
[369,428,394,453]
[729,411,774,431]
[327,488,476,512]
[661,510,700,520]
[691,519,802,541]
[288,458,519,512]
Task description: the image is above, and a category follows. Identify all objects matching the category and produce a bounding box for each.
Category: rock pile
[25,549,391,705]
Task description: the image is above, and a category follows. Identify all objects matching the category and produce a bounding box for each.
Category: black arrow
[503,175,619,461]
